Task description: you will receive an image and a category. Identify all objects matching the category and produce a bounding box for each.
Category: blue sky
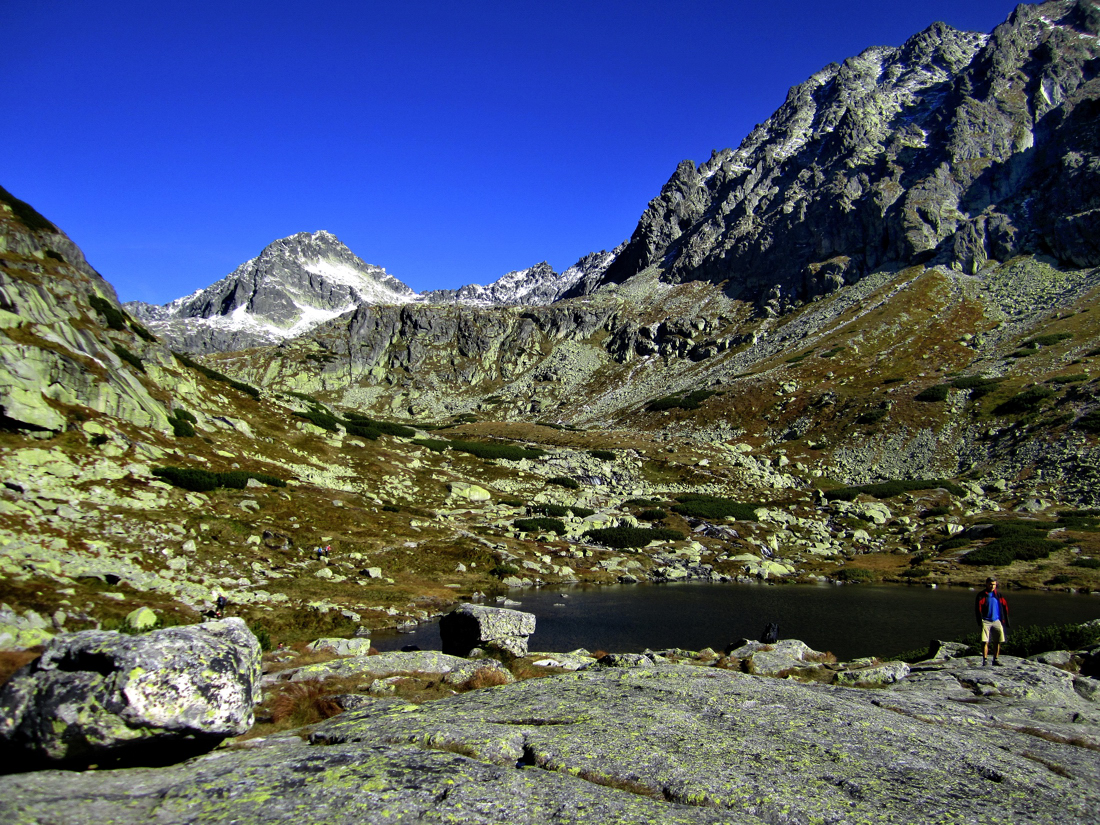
[5,1,1021,304]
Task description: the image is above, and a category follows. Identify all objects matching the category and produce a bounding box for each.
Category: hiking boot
[982,658,988,667]
[992,658,1001,667]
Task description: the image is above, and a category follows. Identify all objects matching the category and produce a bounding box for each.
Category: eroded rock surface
[3,653,1100,823]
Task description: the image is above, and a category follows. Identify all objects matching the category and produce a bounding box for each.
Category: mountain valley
[0,0,1099,658]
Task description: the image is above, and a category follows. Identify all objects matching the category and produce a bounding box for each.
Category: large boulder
[440,604,536,658]
[0,618,261,766]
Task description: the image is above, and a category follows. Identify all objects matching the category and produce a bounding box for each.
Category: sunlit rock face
[125,230,423,353]
[582,0,1100,312]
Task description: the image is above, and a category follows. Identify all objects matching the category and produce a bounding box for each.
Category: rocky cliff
[0,186,174,433]
[580,0,1100,313]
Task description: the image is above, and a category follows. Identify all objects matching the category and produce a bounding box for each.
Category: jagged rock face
[424,250,619,307]
[0,187,174,433]
[588,0,1100,312]
[126,230,421,352]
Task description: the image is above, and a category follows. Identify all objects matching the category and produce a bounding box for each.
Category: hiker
[975,577,1010,666]
[212,591,228,618]
[315,545,324,561]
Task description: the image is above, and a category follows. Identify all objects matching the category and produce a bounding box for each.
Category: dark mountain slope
[579,0,1100,312]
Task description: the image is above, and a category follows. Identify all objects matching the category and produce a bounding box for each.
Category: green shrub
[899,568,931,578]
[890,620,1100,662]
[639,508,667,521]
[90,434,109,447]
[856,408,887,424]
[547,477,580,489]
[1051,373,1088,385]
[88,295,127,330]
[1008,347,1038,358]
[344,412,416,438]
[382,505,401,513]
[588,449,615,461]
[152,466,286,492]
[250,624,273,652]
[785,351,813,363]
[500,499,524,508]
[672,495,762,521]
[296,408,340,432]
[152,467,219,492]
[994,386,1056,416]
[489,563,519,579]
[836,567,874,582]
[825,479,965,501]
[533,503,570,518]
[412,438,450,452]
[130,322,158,342]
[960,537,1062,566]
[1045,574,1072,585]
[1071,557,1100,569]
[171,419,196,438]
[1087,347,1100,357]
[0,185,57,232]
[819,346,844,358]
[950,376,1006,399]
[1075,410,1100,433]
[646,390,717,412]
[583,526,685,549]
[514,517,566,535]
[343,422,381,440]
[1025,333,1073,347]
[914,385,949,402]
[173,351,260,399]
[437,439,546,462]
[921,506,950,518]
[173,408,197,424]
[112,344,145,373]
[570,506,596,518]
[625,498,663,507]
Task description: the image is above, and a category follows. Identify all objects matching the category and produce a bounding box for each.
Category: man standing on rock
[975,577,1010,666]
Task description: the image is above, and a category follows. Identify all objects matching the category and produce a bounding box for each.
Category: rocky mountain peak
[584,0,1099,311]
[125,230,423,352]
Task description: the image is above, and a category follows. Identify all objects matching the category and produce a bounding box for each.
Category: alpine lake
[374,581,1100,661]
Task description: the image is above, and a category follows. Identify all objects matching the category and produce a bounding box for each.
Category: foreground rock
[3,652,1098,823]
[0,619,261,766]
[440,603,536,658]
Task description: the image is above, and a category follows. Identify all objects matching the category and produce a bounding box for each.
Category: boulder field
[1,647,1099,824]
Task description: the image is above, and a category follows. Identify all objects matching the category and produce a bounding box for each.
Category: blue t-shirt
[984,592,1001,622]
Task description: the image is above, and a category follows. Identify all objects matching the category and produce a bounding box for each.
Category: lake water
[373,582,1100,661]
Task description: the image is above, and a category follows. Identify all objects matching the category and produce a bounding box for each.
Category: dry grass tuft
[459,668,513,690]
[0,648,42,687]
[269,680,344,727]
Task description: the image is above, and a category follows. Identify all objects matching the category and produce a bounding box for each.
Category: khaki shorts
[981,620,1005,643]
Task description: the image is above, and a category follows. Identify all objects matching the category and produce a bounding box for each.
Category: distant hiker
[760,622,779,644]
[315,546,324,561]
[975,577,1009,666]
[212,591,228,618]
[324,544,332,559]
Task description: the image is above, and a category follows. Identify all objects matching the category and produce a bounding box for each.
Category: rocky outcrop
[0,619,261,766]
[440,604,536,657]
[581,0,1100,310]
[0,187,175,433]
[5,650,1096,823]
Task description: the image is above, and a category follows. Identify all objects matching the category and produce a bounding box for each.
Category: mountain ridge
[126,232,620,353]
